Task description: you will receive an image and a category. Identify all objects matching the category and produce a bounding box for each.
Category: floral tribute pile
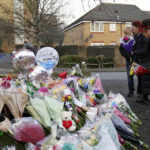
[0,47,149,150]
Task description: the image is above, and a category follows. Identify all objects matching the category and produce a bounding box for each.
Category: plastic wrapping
[30,97,51,127]
[25,143,40,150]
[80,130,101,146]
[44,96,64,126]
[36,47,59,70]
[26,105,45,126]
[92,74,104,94]
[11,117,45,144]
[63,77,80,99]
[71,64,83,77]
[1,87,28,118]
[28,66,48,84]
[60,134,83,150]
[131,62,150,75]
[111,113,134,136]
[12,49,35,72]
[2,146,16,150]
[0,115,11,132]
[113,108,131,124]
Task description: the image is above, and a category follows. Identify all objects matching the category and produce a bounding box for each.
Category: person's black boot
[143,95,150,104]
[127,92,134,97]
[136,95,148,103]
[144,100,150,105]
[137,93,142,98]
[136,98,144,103]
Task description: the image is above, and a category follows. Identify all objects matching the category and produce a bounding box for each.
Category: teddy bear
[62,111,76,132]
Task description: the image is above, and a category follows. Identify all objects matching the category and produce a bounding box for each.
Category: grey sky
[65,0,150,24]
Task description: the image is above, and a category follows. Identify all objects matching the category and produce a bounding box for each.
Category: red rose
[63,120,72,129]
[58,72,67,79]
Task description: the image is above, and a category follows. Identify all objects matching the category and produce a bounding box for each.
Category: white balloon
[36,47,59,70]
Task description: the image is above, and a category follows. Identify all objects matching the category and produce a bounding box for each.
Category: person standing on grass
[119,27,134,97]
[132,21,147,99]
[132,19,150,104]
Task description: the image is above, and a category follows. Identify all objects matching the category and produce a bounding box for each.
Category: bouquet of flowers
[11,117,45,145]
[130,62,150,75]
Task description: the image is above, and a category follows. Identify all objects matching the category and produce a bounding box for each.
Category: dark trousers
[126,60,142,94]
[137,75,142,94]
[141,74,150,99]
[126,60,134,93]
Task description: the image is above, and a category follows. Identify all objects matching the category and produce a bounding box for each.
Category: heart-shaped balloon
[63,120,72,129]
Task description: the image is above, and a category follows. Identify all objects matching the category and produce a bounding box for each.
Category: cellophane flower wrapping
[44,96,64,126]
[0,82,28,119]
[132,62,150,75]
[59,134,83,150]
[12,49,35,72]
[26,105,45,127]
[2,146,16,150]
[108,92,141,125]
[113,108,131,124]
[30,97,51,127]
[25,143,40,150]
[0,115,11,133]
[28,66,48,86]
[111,113,134,136]
[79,116,120,150]
[11,117,45,144]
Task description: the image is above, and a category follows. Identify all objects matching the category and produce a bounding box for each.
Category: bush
[96,55,105,62]
[59,55,86,66]
[87,57,98,64]
[102,57,114,63]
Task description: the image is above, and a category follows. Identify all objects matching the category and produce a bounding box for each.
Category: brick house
[63,3,150,46]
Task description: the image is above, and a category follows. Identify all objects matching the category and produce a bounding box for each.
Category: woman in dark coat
[133,19,150,104]
[132,21,147,98]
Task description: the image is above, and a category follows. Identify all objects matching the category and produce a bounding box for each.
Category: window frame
[91,21,104,32]
[125,22,132,27]
[110,23,116,31]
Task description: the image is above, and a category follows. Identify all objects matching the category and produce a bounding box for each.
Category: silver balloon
[36,47,59,70]
[28,66,48,83]
[12,49,35,72]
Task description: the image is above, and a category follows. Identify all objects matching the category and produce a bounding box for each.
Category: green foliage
[96,55,105,62]
[87,57,98,64]
[102,57,114,63]
[60,55,86,64]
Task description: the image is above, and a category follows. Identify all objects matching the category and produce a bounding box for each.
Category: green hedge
[87,57,98,64]
[102,57,114,63]
[60,55,86,64]
[59,55,114,67]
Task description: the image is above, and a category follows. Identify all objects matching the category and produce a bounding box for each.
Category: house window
[69,30,72,36]
[91,21,104,32]
[110,42,117,46]
[126,22,132,27]
[110,23,116,31]
[91,43,104,46]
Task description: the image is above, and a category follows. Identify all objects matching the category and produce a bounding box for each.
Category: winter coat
[132,33,147,63]
[134,38,150,70]
[119,36,134,62]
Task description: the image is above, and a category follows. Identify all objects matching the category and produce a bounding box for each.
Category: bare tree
[0,0,65,50]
